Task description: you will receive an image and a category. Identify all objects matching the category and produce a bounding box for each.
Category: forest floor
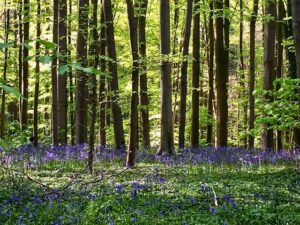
[0,146,300,225]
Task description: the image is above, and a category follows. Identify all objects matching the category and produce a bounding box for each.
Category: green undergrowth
[0,161,300,225]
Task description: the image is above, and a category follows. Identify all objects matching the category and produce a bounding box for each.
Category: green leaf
[0,83,24,98]
[0,42,14,50]
[39,39,57,49]
[38,55,52,64]
[72,63,93,74]
[58,64,69,75]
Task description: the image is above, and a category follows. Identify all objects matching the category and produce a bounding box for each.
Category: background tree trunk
[191,0,200,148]
[157,0,174,155]
[33,0,41,147]
[18,0,23,125]
[248,0,259,149]
[178,0,193,149]
[262,0,277,150]
[102,0,125,149]
[138,0,150,149]
[76,0,89,144]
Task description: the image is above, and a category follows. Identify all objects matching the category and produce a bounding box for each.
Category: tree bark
[51,0,59,145]
[58,0,68,144]
[21,0,30,130]
[248,0,259,149]
[215,0,228,147]
[18,0,23,125]
[191,0,200,148]
[99,5,106,147]
[33,0,41,147]
[126,0,139,167]
[178,0,193,149]
[291,0,300,147]
[0,2,10,138]
[102,0,125,149]
[157,0,174,155]
[138,0,150,149]
[207,0,214,146]
[262,0,277,150]
[76,0,89,144]
[276,0,284,151]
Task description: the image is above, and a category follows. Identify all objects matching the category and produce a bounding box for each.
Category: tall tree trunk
[88,0,99,175]
[102,0,125,149]
[76,0,89,144]
[206,0,214,146]
[33,0,41,147]
[21,0,30,130]
[58,0,68,144]
[0,2,10,138]
[178,0,193,149]
[51,0,59,145]
[215,0,228,147]
[248,0,259,149]
[18,0,23,124]
[99,6,106,147]
[239,0,247,147]
[68,0,75,145]
[291,0,300,148]
[191,0,200,148]
[262,0,276,150]
[157,0,174,155]
[138,0,150,149]
[126,0,139,167]
[276,0,284,151]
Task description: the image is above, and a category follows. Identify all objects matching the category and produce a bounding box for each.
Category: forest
[0,0,300,224]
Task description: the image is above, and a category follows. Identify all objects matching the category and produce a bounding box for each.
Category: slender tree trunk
[248,0,259,149]
[276,0,284,151]
[21,0,30,130]
[58,0,68,144]
[291,0,300,148]
[76,0,89,144]
[239,0,247,147]
[138,0,150,149]
[18,0,23,124]
[0,3,10,138]
[33,0,41,147]
[262,0,277,150]
[207,0,214,146]
[191,0,200,148]
[99,6,106,147]
[102,0,125,149]
[157,0,174,155]
[215,0,228,147]
[88,0,99,174]
[51,0,59,145]
[68,0,75,145]
[126,0,139,167]
[178,0,193,149]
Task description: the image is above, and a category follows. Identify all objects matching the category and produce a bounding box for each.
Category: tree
[191,0,200,148]
[102,0,125,149]
[206,0,214,146]
[138,0,150,149]
[262,0,277,150]
[215,0,228,147]
[20,0,30,130]
[0,1,10,138]
[33,0,41,147]
[51,0,59,145]
[157,0,174,155]
[18,0,23,124]
[178,0,193,149]
[126,0,139,167]
[58,0,68,144]
[291,0,300,147]
[76,0,89,144]
[248,0,259,149]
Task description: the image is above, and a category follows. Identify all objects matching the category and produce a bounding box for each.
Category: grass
[0,148,300,224]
